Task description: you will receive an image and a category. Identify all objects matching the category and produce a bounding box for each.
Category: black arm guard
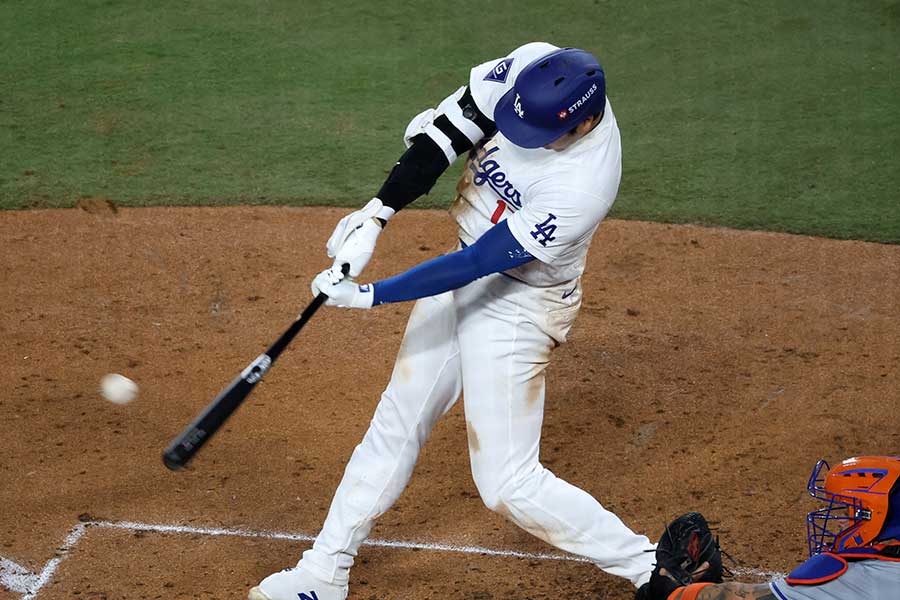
[377,134,451,212]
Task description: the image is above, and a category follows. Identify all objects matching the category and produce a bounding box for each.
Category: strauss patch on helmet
[566,82,599,115]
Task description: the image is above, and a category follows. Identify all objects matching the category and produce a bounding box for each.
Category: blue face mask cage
[806,459,868,557]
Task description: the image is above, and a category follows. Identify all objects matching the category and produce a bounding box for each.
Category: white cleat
[248,566,348,600]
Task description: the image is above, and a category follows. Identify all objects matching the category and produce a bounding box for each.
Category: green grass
[1,1,899,242]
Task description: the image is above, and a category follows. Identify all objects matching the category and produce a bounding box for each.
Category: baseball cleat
[248,566,348,600]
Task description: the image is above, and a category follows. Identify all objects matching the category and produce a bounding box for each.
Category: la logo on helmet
[513,94,525,119]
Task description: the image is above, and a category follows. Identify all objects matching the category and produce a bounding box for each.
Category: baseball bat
[162,265,348,471]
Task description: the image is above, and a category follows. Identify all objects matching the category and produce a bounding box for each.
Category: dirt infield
[1,206,898,599]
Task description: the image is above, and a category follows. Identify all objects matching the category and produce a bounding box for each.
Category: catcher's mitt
[636,512,724,600]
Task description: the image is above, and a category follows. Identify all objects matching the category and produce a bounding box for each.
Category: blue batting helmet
[495,47,606,149]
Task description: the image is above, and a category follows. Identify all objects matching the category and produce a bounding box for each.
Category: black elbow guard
[378,135,451,212]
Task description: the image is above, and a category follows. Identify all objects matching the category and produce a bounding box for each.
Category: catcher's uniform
[300,42,655,588]
[769,547,900,599]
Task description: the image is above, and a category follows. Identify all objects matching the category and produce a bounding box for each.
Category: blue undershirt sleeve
[372,220,534,306]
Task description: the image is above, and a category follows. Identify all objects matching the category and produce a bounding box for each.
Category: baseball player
[637,456,900,600]
[250,42,656,600]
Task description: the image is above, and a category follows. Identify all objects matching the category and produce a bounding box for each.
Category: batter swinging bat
[162,265,348,471]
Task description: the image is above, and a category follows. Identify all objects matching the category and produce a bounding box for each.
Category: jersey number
[490,199,506,224]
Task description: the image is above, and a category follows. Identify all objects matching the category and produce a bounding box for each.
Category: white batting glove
[332,217,383,278]
[311,269,374,309]
[326,198,393,278]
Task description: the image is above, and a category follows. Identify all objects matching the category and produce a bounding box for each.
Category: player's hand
[332,217,382,278]
[327,198,385,277]
[311,268,374,309]
[655,512,723,586]
[635,513,724,600]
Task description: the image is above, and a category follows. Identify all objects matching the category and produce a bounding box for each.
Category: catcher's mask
[806,455,900,556]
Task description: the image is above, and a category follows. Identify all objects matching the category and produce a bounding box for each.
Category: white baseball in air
[100,373,138,405]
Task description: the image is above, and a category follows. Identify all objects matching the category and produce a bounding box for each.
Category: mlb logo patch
[557,110,568,120]
[484,58,513,83]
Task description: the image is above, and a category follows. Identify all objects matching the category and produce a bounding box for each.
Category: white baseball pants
[299,272,654,587]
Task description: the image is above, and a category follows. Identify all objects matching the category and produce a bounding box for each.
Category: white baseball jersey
[295,44,655,595]
[408,42,622,288]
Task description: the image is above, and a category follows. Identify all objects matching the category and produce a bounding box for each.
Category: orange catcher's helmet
[806,456,900,556]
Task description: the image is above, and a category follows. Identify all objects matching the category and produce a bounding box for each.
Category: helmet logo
[566,82,599,115]
[513,93,525,119]
[484,58,514,83]
[557,110,568,120]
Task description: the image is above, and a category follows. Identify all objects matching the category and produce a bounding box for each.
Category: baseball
[100,373,138,405]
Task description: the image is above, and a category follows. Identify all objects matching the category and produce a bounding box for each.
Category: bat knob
[163,448,187,471]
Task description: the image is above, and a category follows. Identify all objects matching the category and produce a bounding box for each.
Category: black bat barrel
[162,372,258,470]
[161,265,345,471]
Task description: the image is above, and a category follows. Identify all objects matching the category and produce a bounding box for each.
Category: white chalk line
[0,556,40,594]
[18,523,87,600]
[731,566,785,580]
[91,519,582,562]
[3,520,785,599]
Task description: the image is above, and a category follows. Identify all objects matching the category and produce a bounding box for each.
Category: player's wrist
[373,200,396,223]
[354,283,375,309]
[370,281,387,306]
